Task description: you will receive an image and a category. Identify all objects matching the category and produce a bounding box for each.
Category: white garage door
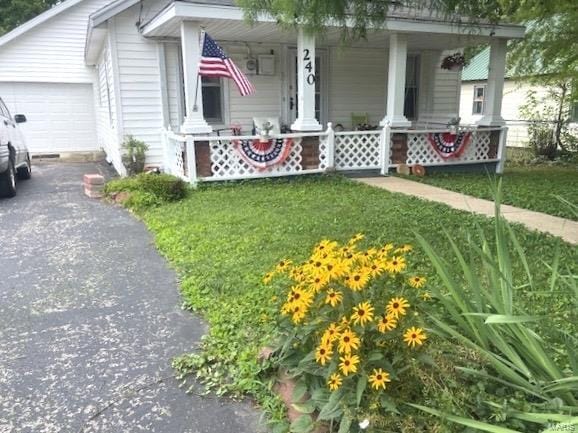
[0,82,98,154]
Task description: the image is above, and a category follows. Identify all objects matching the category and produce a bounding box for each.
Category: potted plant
[121,136,149,175]
[441,52,466,71]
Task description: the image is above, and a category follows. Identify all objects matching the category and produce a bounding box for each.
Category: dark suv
[0,97,31,198]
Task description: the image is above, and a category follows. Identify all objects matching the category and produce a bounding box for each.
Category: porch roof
[140,1,524,50]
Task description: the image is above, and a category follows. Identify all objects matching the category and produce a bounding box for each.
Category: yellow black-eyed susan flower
[346,270,370,291]
[386,297,410,318]
[262,272,274,284]
[325,289,343,307]
[369,368,391,390]
[339,353,360,376]
[322,323,341,345]
[327,373,342,391]
[403,327,427,348]
[377,313,398,333]
[315,344,333,365]
[387,256,406,274]
[276,259,292,273]
[351,301,375,326]
[338,329,360,354]
[408,276,426,289]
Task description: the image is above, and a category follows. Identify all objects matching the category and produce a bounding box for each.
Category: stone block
[83,174,105,186]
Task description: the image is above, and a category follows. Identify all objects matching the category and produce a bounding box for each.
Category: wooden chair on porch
[351,112,370,130]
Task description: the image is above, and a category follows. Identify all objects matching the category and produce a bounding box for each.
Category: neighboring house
[460,47,578,148]
[0,0,524,177]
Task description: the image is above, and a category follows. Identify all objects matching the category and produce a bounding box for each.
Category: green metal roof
[462,47,516,81]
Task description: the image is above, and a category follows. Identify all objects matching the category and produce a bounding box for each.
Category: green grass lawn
[135,175,576,413]
[408,165,578,220]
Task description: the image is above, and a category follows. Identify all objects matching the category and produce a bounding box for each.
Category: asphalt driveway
[0,163,262,433]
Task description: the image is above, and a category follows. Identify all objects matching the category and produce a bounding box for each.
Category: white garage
[0,82,98,155]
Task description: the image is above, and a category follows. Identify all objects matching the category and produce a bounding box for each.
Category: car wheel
[0,159,17,198]
[17,155,32,180]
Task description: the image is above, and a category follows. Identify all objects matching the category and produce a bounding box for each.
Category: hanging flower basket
[441,53,466,71]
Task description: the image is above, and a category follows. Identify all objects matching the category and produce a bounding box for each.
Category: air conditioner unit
[258,54,275,76]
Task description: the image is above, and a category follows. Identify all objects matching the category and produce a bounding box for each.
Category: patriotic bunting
[233,138,293,170]
[427,131,472,159]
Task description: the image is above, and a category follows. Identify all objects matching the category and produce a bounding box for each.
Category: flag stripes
[199,34,255,97]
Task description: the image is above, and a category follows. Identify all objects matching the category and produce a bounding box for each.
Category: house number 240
[303,49,316,85]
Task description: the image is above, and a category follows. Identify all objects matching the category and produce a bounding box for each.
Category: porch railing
[389,127,503,167]
[335,130,382,171]
[162,124,508,184]
[161,128,190,182]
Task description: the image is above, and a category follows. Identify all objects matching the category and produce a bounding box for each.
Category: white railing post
[185,135,198,186]
[496,126,508,174]
[325,122,335,170]
[162,128,172,175]
[380,126,391,175]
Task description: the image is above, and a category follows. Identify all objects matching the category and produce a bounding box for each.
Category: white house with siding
[460,47,578,148]
[0,0,524,179]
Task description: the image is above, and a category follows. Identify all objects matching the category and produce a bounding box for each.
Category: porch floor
[356,177,578,245]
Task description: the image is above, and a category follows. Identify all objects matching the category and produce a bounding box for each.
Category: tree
[238,0,577,98]
[0,0,61,36]
[520,82,577,157]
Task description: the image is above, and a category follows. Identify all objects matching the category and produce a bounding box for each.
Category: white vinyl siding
[95,41,122,171]
[225,44,281,132]
[0,0,112,83]
[164,43,183,131]
[329,47,387,128]
[432,58,460,120]
[112,6,166,166]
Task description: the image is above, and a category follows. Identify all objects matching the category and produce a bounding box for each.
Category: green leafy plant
[414,182,578,431]
[121,135,149,175]
[104,173,188,210]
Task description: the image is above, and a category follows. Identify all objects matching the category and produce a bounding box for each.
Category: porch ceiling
[144,18,490,51]
[141,1,524,50]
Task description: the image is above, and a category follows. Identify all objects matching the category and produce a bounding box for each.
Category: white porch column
[291,28,322,132]
[180,21,212,134]
[381,33,411,128]
[478,38,507,126]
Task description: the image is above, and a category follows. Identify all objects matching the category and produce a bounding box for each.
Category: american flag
[199,33,256,96]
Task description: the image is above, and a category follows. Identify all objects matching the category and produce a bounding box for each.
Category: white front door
[287,48,327,127]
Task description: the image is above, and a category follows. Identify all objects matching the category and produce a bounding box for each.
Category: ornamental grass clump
[264,235,433,432]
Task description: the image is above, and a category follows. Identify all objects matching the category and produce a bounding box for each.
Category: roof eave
[0,0,88,48]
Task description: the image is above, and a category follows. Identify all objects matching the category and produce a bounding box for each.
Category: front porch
[162,124,507,183]
[142,1,520,182]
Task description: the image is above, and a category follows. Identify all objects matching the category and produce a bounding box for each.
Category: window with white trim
[404,55,419,120]
[472,85,486,115]
[202,77,224,124]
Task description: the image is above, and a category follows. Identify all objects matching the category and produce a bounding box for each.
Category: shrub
[104,173,188,210]
[265,236,436,432]
[121,136,149,175]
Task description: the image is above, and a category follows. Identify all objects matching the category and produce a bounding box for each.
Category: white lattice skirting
[403,130,493,166]
[335,131,381,170]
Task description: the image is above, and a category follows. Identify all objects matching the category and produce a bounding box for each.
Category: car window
[0,99,11,120]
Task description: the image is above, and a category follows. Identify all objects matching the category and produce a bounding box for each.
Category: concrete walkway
[0,163,262,433]
[356,176,578,245]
